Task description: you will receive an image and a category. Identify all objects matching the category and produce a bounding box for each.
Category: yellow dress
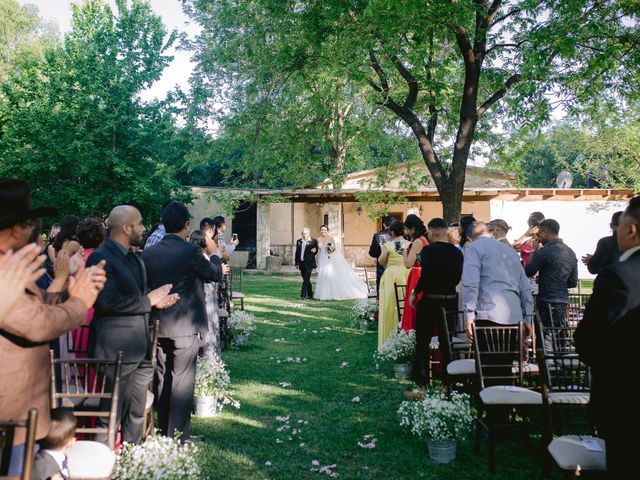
[377,243,409,348]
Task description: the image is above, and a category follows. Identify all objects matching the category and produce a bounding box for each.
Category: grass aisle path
[193,275,544,480]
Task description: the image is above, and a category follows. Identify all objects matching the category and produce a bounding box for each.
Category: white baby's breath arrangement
[351,299,377,321]
[398,391,473,442]
[194,354,240,409]
[114,434,200,479]
[228,311,257,337]
[374,329,416,364]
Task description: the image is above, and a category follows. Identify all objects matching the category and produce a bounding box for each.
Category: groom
[295,227,318,299]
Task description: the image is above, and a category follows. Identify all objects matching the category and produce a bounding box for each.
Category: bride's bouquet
[325,242,336,259]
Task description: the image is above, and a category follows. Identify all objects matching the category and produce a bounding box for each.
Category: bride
[314,225,368,300]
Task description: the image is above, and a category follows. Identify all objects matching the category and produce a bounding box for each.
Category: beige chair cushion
[447,359,476,376]
[218,309,229,318]
[548,436,606,471]
[145,390,154,410]
[231,291,245,299]
[66,440,116,480]
[548,392,590,405]
[512,363,540,374]
[479,385,542,405]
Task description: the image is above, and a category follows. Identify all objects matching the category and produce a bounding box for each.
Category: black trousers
[413,296,458,386]
[97,357,153,445]
[157,335,200,440]
[299,262,314,298]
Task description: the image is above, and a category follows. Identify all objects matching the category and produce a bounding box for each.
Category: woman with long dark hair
[401,214,429,330]
[48,215,81,261]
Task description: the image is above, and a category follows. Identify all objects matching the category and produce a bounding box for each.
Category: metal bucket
[427,439,457,464]
[393,362,411,380]
[195,396,219,417]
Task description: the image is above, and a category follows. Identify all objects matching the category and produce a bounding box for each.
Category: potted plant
[194,354,240,417]
[114,433,200,479]
[351,299,378,330]
[374,330,416,380]
[228,311,257,347]
[398,391,474,464]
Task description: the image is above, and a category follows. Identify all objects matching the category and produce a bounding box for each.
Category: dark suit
[586,234,620,274]
[141,234,222,440]
[295,237,318,299]
[575,249,640,479]
[87,238,153,444]
[32,450,68,480]
[368,230,387,293]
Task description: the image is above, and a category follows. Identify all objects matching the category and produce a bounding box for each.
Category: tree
[493,117,640,188]
[184,0,640,221]
[0,0,192,222]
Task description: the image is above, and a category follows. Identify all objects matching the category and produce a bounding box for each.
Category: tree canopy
[0,0,193,222]
[184,0,640,220]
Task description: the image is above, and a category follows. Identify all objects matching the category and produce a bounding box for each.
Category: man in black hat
[0,178,107,476]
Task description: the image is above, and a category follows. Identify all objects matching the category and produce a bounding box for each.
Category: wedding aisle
[192,275,544,480]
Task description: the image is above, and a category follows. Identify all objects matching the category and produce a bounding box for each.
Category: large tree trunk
[441,182,464,224]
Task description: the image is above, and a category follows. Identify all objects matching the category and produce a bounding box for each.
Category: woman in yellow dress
[377,221,410,349]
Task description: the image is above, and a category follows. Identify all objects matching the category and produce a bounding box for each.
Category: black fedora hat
[0,178,58,230]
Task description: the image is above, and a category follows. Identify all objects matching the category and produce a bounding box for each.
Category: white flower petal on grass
[275,415,289,422]
[311,460,320,466]
[275,439,283,444]
[299,442,306,447]
[265,461,272,466]
[278,382,292,388]
[335,348,341,352]
[357,441,377,449]
[340,362,349,368]
[352,396,360,403]
[303,358,308,362]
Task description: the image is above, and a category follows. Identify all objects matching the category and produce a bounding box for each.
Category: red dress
[401,237,429,331]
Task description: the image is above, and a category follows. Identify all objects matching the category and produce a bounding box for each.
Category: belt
[424,294,457,300]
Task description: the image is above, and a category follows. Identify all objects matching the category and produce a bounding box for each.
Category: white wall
[490,199,628,279]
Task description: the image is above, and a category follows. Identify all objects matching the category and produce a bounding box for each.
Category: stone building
[189,162,635,279]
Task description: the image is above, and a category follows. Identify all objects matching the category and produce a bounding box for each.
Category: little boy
[33,408,76,480]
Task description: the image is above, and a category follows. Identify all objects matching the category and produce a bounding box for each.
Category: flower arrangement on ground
[374,329,416,364]
[114,433,200,479]
[325,242,335,259]
[194,354,240,410]
[398,391,474,442]
[228,311,257,337]
[351,298,377,325]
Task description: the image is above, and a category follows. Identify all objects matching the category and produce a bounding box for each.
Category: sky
[20,0,198,101]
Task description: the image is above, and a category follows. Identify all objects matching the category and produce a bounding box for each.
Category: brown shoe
[403,388,425,401]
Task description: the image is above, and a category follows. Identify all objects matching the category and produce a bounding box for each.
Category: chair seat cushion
[479,385,542,405]
[367,291,377,299]
[231,291,245,299]
[548,392,590,405]
[548,436,606,471]
[512,363,540,374]
[145,390,154,410]
[66,440,116,479]
[219,309,229,318]
[447,359,476,375]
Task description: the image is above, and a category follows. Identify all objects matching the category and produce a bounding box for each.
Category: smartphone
[232,233,238,241]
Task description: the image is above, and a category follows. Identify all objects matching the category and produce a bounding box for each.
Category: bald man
[87,205,178,444]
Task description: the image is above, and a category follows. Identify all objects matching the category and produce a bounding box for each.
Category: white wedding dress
[314,241,368,300]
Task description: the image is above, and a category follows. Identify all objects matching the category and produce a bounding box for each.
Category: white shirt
[619,245,640,262]
[300,239,308,259]
[43,449,69,478]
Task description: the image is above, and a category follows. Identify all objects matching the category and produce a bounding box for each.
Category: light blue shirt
[462,235,533,324]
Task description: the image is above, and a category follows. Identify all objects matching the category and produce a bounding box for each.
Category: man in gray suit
[141,202,226,441]
[87,206,178,444]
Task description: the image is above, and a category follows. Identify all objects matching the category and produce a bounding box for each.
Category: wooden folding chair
[228,267,245,311]
[0,409,37,480]
[393,283,406,329]
[440,309,475,389]
[142,318,161,439]
[50,350,123,449]
[362,266,377,299]
[472,322,543,474]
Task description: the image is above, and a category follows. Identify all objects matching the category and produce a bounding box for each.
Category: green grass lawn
[192,275,555,479]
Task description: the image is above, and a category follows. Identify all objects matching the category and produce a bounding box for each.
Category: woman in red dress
[401,214,428,331]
